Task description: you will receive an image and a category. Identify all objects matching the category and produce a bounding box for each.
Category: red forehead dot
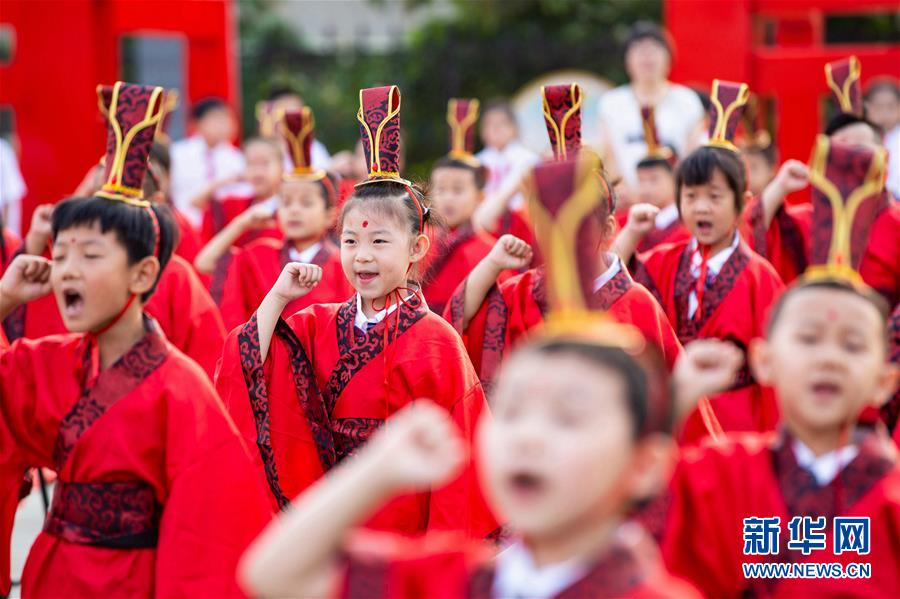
[362,220,369,228]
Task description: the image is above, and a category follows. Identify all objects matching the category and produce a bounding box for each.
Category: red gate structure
[666,0,900,164]
[0,0,238,234]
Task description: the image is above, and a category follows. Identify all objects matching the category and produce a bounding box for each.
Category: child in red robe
[743,57,898,301]
[235,191,710,596]
[446,84,682,392]
[216,86,496,539]
[617,105,690,253]
[618,80,785,443]
[199,137,284,246]
[421,98,499,315]
[210,108,351,330]
[662,186,900,597]
[0,82,269,598]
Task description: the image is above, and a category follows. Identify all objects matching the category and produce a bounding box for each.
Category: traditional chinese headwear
[356,85,409,187]
[542,83,583,161]
[825,56,862,117]
[804,135,889,285]
[527,150,670,436]
[446,98,481,167]
[639,104,676,166]
[706,79,751,152]
[154,89,179,144]
[94,81,165,209]
[280,107,336,204]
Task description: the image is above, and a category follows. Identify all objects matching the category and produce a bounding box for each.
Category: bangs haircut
[676,145,747,214]
[51,196,176,302]
[432,156,488,190]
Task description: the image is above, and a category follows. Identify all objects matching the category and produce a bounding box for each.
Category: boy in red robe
[0,81,269,598]
[421,98,501,314]
[2,86,227,379]
[617,105,690,253]
[662,138,900,598]
[445,84,682,392]
[618,80,785,443]
[743,56,898,302]
[209,108,351,330]
[236,153,713,597]
[216,86,496,539]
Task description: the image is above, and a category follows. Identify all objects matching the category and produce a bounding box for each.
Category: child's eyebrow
[342,229,358,236]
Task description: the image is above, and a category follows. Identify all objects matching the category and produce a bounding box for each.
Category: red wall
[0,0,238,235]
[666,0,900,165]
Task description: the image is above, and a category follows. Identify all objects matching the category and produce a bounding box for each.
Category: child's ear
[409,234,430,264]
[748,337,774,386]
[603,214,617,240]
[870,362,899,408]
[129,256,161,298]
[627,433,676,502]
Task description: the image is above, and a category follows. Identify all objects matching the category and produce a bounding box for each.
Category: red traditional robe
[0,318,270,598]
[200,195,283,246]
[421,226,496,316]
[171,205,203,266]
[662,429,900,598]
[443,263,682,394]
[632,237,785,443]
[489,207,535,255]
[334,527,700,599]
[215,295,497,538]
[615,209,692,254]
[2,255,226,380]
[744,198,899,305]
[0,228,20,277]
[219,238,352,331]
[741,197,812,285]
[145,254,227,379]
[859,202,900,308]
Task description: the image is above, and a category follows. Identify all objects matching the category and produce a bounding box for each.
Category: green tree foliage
[239,0,661,179]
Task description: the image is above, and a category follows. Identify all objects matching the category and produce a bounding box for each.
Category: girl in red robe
[0,82,269,598]
[420,98,499,315]
[215,108,352,331]
[216,86,496,539]
[662,276,900,598]
[617,80,785,443]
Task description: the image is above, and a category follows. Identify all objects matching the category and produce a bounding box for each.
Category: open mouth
[811,381,842,399]
[356,271,379,283]
[695,219,714,235]
[62,290,85,317]
[507,471,546,501]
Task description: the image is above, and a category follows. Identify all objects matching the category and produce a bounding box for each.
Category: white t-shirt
[476,141,539,210]
[170,135,248,227]
[0,138,27,236]
[598,84,704,187]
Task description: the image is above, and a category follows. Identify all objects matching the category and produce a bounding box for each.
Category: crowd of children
[0,20,898,599]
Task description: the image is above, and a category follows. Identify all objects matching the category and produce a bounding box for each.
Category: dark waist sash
[44,480,161,549]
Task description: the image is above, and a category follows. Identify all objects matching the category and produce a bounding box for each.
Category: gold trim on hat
[707,79,750,152]
[825,56,862,116]
[542,82,583,161]
[804,134,886,285]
